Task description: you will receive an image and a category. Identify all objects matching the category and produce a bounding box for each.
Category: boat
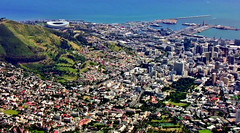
[150,23,161,27]
[182,23,197,26]
[162,19,177,24]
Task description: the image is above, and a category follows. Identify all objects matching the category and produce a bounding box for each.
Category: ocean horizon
[1,0,240,39]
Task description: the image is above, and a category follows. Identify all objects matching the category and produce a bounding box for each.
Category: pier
[166,25,214,38]
[214,25,240,31]
[154,15,211,24]
[175,15,211,20]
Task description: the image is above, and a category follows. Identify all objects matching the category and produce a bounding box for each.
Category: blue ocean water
[0,0,240,39]
[198,28,240,40]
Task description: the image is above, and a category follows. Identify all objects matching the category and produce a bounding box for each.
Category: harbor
[150,15,240,40]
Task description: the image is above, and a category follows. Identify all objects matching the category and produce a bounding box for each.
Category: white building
[46,20,69,28]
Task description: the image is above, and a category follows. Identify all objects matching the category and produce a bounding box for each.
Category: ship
[215,25,240,31]
[150,23,161,27]
[162,19,177,24]
[182,23,197,26]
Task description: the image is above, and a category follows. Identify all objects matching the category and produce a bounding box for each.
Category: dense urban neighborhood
[1,18,240,133]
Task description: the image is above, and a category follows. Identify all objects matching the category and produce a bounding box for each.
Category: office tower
[211,48,215,60]
[236,109,240,122]
[202,57,207,64]
[220,47,229,57]
[223,77,229,86]
[148,64,154,75]
[215,61,221,70]
[212,73,216,85]
[208,44,214,52]
[196,45,203,55]
[227,56,235,65]
[204,52,211,63]
[184,38,192,51]
[214,46,220,53]
[203,46,209,53]
[174,61,184,75]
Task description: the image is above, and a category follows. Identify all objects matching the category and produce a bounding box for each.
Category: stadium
[46,20,69,28]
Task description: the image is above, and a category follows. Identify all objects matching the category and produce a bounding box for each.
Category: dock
[166,25,214,38]
[214,25,240,31]
[154,15,211,24]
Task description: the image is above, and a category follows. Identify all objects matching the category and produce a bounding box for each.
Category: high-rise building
[184,38,192,51]
[196,45,203,55]
[208,44,214,52]
[203,46,209,53]
[174,61,184,75]
[211,48,215,59]
[212,73,216,85]
[235,81,240,91]
[214,46,220,53]
[148,64,154,75]
[215,61,221,70]
[202,57,207,64]
[236,109,240,122]
[220,47,229,57]
[223,77,229,87]
[204,52,211,63]
[227,56,235,65]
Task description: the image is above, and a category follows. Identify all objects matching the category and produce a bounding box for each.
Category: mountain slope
[0,20,87,84]
[0,20,137,86]
[0,20,81,62]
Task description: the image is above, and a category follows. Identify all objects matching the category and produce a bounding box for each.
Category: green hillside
[0,20,136,86]
[0,20,81,61]
[0,20,85,84]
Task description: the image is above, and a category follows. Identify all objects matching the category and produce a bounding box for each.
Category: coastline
[18,15,240,40]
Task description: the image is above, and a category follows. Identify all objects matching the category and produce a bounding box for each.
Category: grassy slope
[0,20,85,84]
[0,23,34,56]
[0,20,81,58]
[0,20,136,85]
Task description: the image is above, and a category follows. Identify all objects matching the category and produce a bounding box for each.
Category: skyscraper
[223,77,229,87]
[184,38,192,51]
[174,61,184,75]
[211,48,215,60]
[196,45,203,55]
[212,73,216,85]
[204,52,211,63]
[228,56,235,65]
[215,61,221,70]
[236,109,240,122]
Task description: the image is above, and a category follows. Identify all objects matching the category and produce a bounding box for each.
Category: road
[130,89,145,107]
